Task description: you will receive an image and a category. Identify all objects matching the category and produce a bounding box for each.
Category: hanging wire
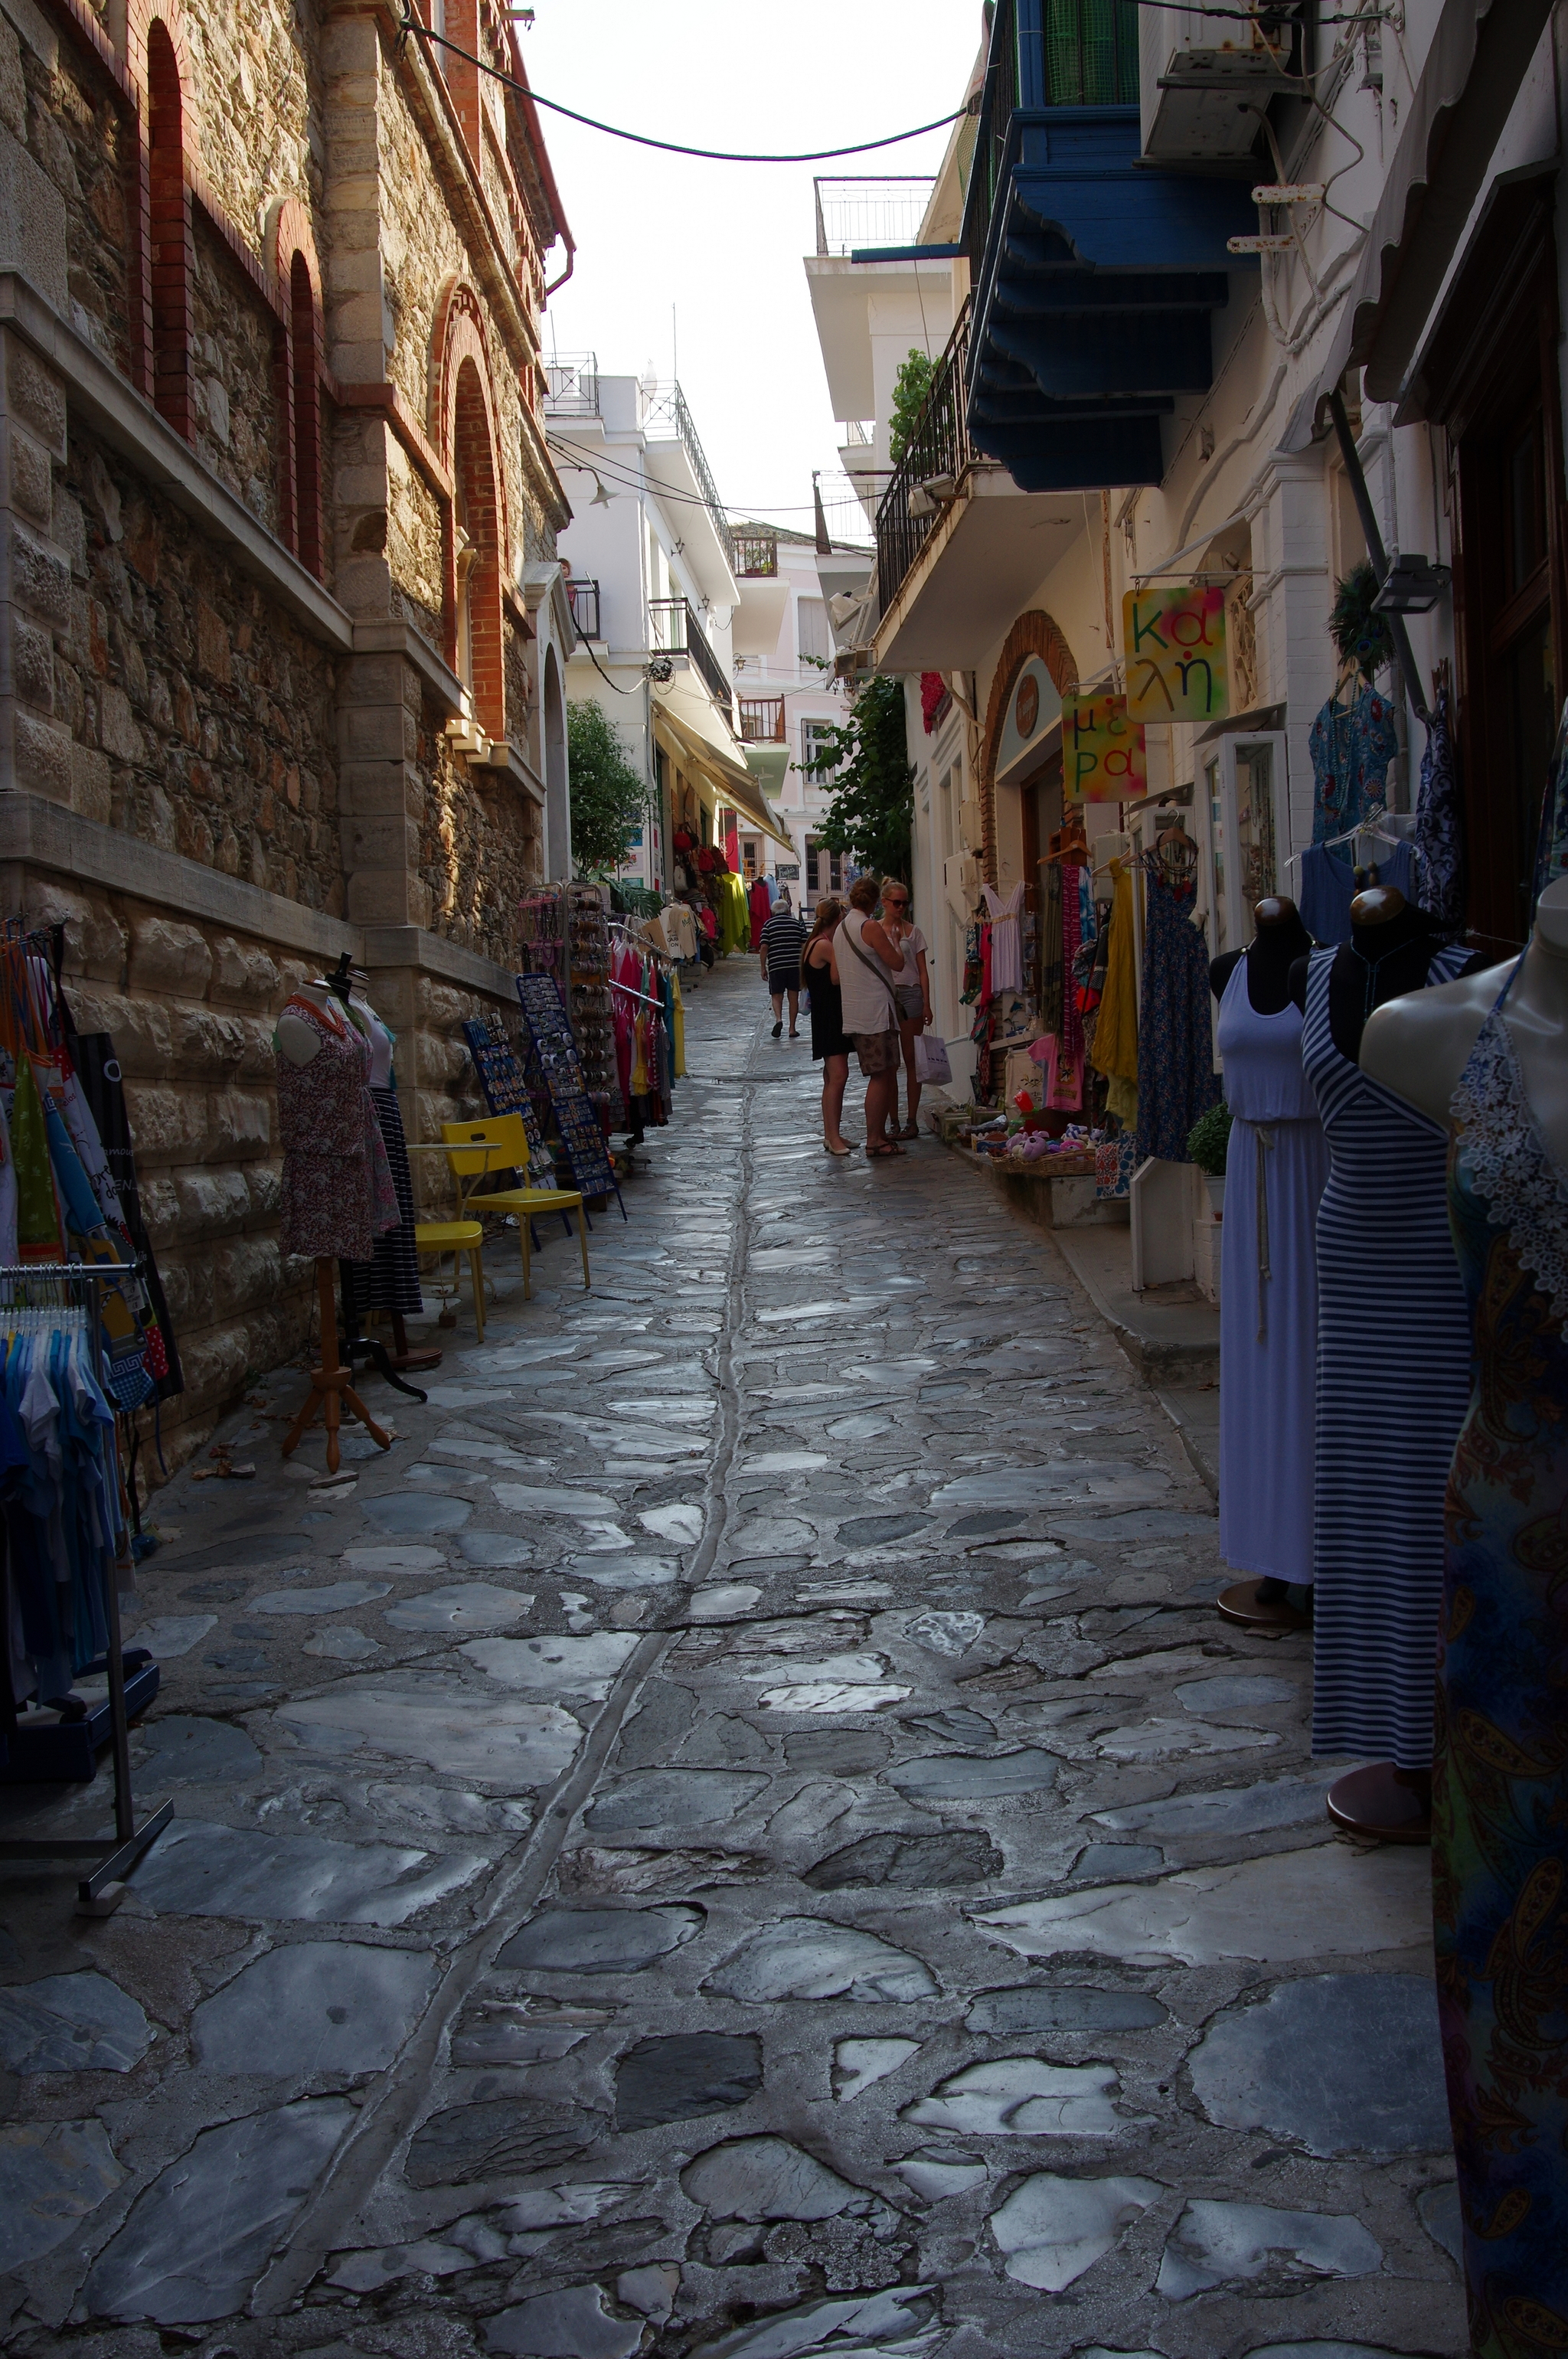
[398,13,968,160]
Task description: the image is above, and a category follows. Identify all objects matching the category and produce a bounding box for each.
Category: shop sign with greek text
[1065,694,1146,802]
[1122,586,1228,723]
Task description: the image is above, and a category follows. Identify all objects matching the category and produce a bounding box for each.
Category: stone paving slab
[0,957,1463,2357]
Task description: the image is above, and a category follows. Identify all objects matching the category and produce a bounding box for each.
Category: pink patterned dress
[276,995,397,1262]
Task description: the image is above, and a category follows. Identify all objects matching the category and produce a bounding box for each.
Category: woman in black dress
[803,899,853,1155]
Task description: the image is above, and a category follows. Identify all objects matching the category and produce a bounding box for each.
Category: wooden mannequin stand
[282,1257,392,1474]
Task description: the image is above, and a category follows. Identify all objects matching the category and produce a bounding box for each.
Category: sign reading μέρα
[1065,693,1147,802]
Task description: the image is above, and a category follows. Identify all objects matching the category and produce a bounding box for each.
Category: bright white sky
[524,1,981,531]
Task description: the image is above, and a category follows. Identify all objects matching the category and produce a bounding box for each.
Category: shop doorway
[1416,172,1566,951]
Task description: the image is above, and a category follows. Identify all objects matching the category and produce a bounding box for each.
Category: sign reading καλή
[1122,585,1228,723]
[1065,693,1147,802]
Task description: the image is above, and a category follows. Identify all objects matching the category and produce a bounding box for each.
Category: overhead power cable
[399,14,966,160]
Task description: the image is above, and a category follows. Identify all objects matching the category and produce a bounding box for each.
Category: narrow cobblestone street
[2,957,1462,2357]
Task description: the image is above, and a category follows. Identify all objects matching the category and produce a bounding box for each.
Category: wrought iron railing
[641,382,735,573]
[648,599,733,715]
[874,296,972,612]
[813,176,936,256]
[544,355,599,415]
[566,577,600,640]
[733,530,779,579]
[738,695,786,743]
[962,0,1139,286]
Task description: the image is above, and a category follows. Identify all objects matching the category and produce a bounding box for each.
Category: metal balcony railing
[964,0,1140,285]
[733,529,779,578]
[738,695,786,743]
[874,296,973,613]
[649,598,733,715]
[544,355,599,416]
[641,382,735,572]
[566,577,600,640]
[813,175,936,256]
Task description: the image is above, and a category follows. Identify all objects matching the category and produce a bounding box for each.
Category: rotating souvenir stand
[0,1263,173,1913]
[514,973,626,1220]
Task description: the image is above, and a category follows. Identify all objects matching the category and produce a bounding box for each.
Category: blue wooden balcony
[963,2,1258,491]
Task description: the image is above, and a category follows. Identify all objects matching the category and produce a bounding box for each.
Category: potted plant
[1187,1101,1232,1214]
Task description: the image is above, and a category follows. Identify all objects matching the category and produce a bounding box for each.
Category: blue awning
[966,108,1256,492]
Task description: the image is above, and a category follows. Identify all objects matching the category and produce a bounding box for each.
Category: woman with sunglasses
[880,878,932,1142]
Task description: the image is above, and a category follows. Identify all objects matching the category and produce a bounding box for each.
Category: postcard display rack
[514,974,626,1220]
[0,1263,172,1913]
[517,886,624,1130]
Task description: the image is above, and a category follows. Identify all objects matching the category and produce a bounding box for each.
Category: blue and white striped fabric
[1304,942,1475,1769]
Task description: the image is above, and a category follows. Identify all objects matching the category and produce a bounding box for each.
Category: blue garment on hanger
[1414,689,1465,932]
[1310,687,1399,843]
[1298,838,1416,945]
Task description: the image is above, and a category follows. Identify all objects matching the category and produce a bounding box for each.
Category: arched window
[289,251,322,577]
[450,355,503,740]
[145,21,191,438]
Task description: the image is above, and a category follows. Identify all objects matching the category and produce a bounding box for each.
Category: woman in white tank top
[835,875,905,1155]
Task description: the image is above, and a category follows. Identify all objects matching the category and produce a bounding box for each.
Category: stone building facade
[0,0,577,1462]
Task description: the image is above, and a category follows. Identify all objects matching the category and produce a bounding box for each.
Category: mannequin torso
[1361,877,1568,1167]
[1289,890,1484,1063]
[1212,896,1312,1015]
[277,980,345,1069]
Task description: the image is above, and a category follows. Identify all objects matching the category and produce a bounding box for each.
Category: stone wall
[6,866,518,1475]
[0,0,571,1487]
[188,216,283,539]
[2,11,131,374]
[58,420,345,908]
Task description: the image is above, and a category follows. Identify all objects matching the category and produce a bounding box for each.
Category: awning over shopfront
[1284,0,1553,439]
[653,683,795,852]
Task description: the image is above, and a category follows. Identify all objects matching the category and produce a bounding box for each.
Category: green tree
[888,348,936,467]
[566,699,647,875]
[802,674,913,883]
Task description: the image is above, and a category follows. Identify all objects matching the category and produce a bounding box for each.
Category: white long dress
[1217,957,1331,1586]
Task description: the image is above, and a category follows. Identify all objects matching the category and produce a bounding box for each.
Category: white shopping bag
[914,1031,952,1085]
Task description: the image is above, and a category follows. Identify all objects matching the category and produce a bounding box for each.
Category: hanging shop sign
[1065,692,1147,802]
[995,655,1063,781]
[1122,586,1229,724]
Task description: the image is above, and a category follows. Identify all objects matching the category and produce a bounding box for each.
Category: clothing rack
[1283,802,1403,874]
[608,975,665,1011]
[0,1261,172,1912]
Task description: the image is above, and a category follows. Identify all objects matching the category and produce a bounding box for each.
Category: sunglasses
[884,894,910,906]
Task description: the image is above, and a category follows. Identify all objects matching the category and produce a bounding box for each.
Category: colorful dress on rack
[1414,688,1465,932]
[1089,860,1138,1130]
[1216,959,1330,1585]
[276,997,397,1263]
[1435,965,1568,2358]
[1135,867,1220,1162]
[1309,685,1398,843]
[1302,941,1475,1766]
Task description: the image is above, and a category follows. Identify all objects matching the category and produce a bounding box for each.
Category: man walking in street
[760,890,808,1038]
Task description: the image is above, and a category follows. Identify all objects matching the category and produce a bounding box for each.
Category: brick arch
[126,2,198,433]
[268,199,325,576]
[978,609,1080,885]
[433,282,510,738]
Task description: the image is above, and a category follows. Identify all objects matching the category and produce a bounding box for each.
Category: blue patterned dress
[1436,965,1568,2359]
[1134,868,1220,1163]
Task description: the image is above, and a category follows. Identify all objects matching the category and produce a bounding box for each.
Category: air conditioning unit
[1143,47,1295,165]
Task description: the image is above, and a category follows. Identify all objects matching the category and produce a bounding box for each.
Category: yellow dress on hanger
[1090,858,1139,1129]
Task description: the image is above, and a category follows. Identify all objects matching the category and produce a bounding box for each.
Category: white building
[546,361,788,888]
[728,522,872,910]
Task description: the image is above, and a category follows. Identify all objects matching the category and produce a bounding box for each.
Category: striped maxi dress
[1302,941,1475,1769]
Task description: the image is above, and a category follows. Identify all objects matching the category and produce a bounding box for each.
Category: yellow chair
[410,1217,486,1342]
[439,1114,591,1301]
